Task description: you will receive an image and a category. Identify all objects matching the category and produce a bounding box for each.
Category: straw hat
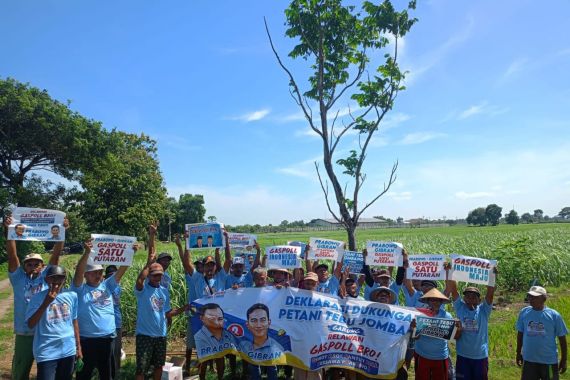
[418,288,450,304]
[268,268,291,277]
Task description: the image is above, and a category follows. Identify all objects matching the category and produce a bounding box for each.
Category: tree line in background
[467,204,570,227]
[0,78,206,261]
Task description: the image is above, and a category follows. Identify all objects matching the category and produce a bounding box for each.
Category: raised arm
[136,225,157,291]
[250,241,261,272]
[27,283,58,328]
[333,259,343,280]
[49,217,69,266]
[175,233,193,275]
[444,262,459,301]
[485,267,497,305]
[114,243,136,283]
[361,249,374,287]
[73,240,92,287]
[3,216,19,273]
[222,231,231,273]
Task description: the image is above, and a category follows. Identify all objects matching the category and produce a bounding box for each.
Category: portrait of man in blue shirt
[195,303,237,360]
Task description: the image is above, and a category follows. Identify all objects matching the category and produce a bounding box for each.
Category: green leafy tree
[80,131,167,239]
[176,194,206,232]
[267,0,417,250]
[521,212,533,223]
[485,204,502,226]
[467,207,488,226]
[559,207,570,219]
[505,209,519,225]
[533,209,544,221]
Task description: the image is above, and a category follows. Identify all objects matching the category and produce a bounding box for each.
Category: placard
[449,254,497,286]
[8,207,66,241]
[308,238,344,261]
[90,234,137,266]
[339,250,364,274]
[266,246,302,269]
[413,315,457,341]
[365,241,403,267]
[406,255,446,280]
[186,223,224,250]
[227,233,257,249]
[287,241,307,259]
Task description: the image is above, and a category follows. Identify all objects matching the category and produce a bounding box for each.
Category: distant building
[307,218,388,228]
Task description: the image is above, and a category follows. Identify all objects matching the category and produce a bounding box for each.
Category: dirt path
[0,278,13,321]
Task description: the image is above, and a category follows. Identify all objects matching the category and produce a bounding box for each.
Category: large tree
[485,204,502,226]
[467,207,488,226]
[559,207,570,219]
[267,0,416,250]
[505,209,519,225]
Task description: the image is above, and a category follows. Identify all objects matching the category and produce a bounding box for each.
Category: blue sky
[2,1,569,224]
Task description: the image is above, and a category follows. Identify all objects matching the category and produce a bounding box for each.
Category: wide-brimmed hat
[23,253,44,263]
[463,286,481,296]
[268,267,291,277]
[418,288,450,304]
[85,263,104,273]
[370,286,397,303]
[527,286,547,297]
[304,272,318,282]
[149,263,164,275]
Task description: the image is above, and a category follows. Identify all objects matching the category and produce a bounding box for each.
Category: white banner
[406,255,446,280]
[449,254,497,286]
[365,241,403,267]
[8,207,66,242]
[308,238,344,261]
[191,287,419,378]
[228,233,257,249]
[90,234,137,266]
[266,246,302,269]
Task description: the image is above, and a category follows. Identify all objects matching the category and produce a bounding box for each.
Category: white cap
[232,257,245,265]
[527,286,547,297]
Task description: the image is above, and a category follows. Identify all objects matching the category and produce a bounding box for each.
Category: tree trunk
[346,223,357,251]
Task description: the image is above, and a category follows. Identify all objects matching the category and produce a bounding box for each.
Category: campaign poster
[308,238,344,261]
[228,233,257,249]
[406,255,446,281]
[234,248,258,272]
[191,287,420,378]
[339,250,364,274]
[266,246,302,270]
[287,241,307,259]
[8,207,66,242]
[413,315,457,341]
[90,234,137,266]
[449,254,497,286]
[365,241,403,267]
[186,223,224,250]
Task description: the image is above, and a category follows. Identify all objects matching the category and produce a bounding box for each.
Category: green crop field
[1,223,569,379]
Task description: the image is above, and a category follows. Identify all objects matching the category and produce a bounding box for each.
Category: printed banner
[186,223,224,250]
[191,287,420,378]
[449,254,497,286]
[8,207,66,242]
[287,241,307,259]
[339,250,364,274]
[266,246,302,269]
[228,233,257,249]
[308,238,344,261]
[90,234,137,266]
[406,255,446,280]
[413,316,457,341]
[234,249,258,272]
[365,241,403,267]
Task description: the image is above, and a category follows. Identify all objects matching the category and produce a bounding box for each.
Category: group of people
[4,217,568,380]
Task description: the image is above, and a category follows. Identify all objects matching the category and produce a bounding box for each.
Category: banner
[8,207,66,242]
[191,287,420,378]
[339,250,364,274]
[287,241,307,259]
[266,246,302,270]
[406,255,446,280]
[90,234,137,266]
[186,223,224,250]
[413,315,457,341]
[365,241,403,267]
[228,233,257,249]
[449,254,497,286]
[234,249,257,272]
[308,238,344,261]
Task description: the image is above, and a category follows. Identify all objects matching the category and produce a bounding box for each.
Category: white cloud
[454,191,495,200]
[502,58,528,80]
[457,101,509,120]
[276,156,321,180]
[399,132,446,145]
[276,167,313,179]
[458,101,488,120]
[294,128,320,138]
[227,108,270,122]
[387,191,412,201]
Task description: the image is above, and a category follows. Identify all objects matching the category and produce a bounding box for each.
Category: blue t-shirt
[71,275,117,338]
[195,325,237,358]
[414,308,453,360]
[25,290,78,363]
[316,276,340,295]
[135,282,171,337]
[225,272,253,289]
[516,306,568,364]
[185,273,198,304]
[239,337,285,362]
[454,298,492,359]
[192,269,228,298]
[111,282,122,329]
[404,289,423,307]
[364,281,401,305]
[9,266,48,335]
[161,271,172,289]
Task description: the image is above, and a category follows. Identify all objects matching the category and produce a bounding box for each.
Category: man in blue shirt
[447,271,496,380]
[225,244,261,290]
[516,286,568,380]
[134,233,185,380]
[105,265,124,380]
[361,248,406,304]
[72,239,130,380]
[3,215,67,380]
[26,265,80,380]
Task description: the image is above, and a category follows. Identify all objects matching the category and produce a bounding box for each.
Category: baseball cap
[421,280,438,289]
[46,265,66,278]
[232,257,245,265]
[85,263,104,273]
[527,286,547,297]
[157,252,173,261]
[149,263,164,275]
[373,269,391,278]
[23,253,44,263]
[314,263,328,271]
[304,272,318,282]
[105,265,118,277]
[463,286,481,296]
